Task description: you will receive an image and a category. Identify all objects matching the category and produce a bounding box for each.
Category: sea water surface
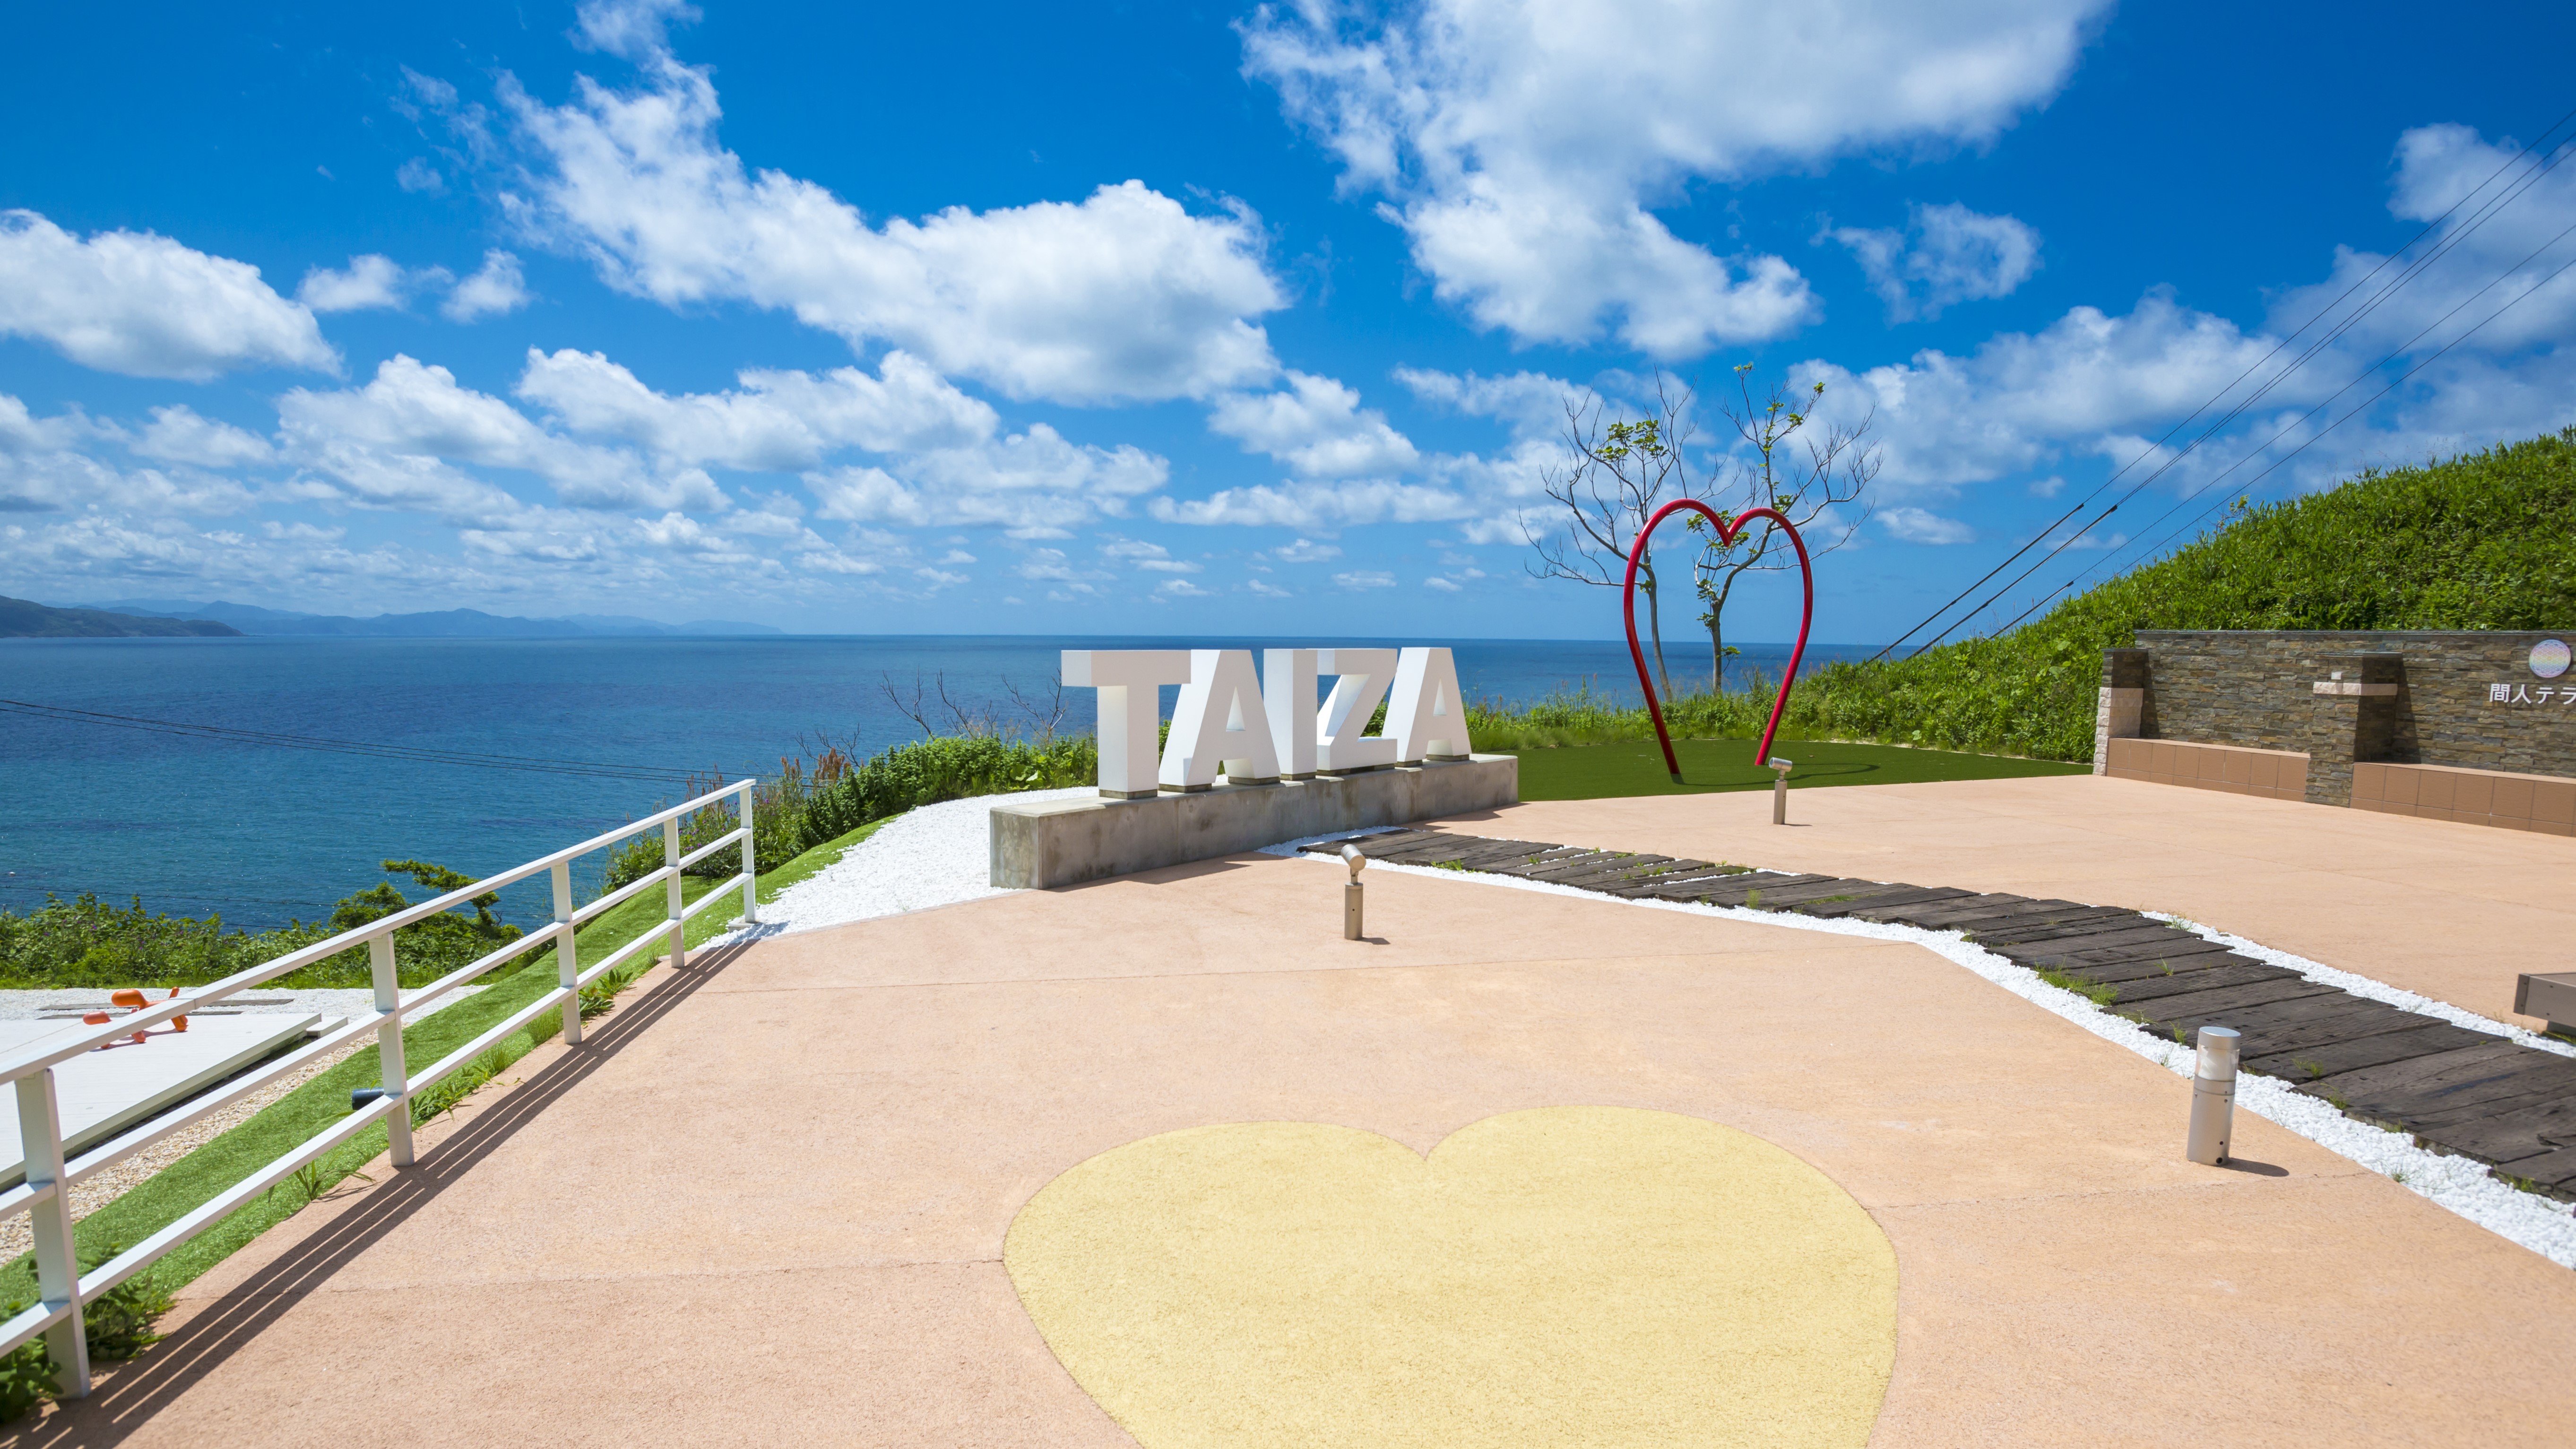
[1,634,1879,930]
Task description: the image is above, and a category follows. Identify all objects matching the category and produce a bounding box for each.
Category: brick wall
[2122,630,2575,807]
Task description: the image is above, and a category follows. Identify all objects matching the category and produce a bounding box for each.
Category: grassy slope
[0,817,890,1302]
[1479,429,2575,762]
[1778,429,2576,760]
[1512,737,2084,801]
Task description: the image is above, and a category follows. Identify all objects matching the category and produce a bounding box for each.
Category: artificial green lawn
[0,816,890,1304]
[1507,736,2086,801]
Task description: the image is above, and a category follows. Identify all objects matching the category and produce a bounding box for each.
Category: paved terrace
[24,778,2576,1446]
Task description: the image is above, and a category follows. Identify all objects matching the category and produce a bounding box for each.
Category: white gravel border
[712,788,1097,942]
[1270,828,2576,1268]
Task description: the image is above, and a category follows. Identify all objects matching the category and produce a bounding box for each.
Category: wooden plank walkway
[1307,828,2576,1201]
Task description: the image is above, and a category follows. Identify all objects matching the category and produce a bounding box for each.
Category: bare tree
[1684,366,1880,686]
[1523,376,1699,698]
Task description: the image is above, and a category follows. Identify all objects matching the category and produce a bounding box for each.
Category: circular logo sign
[2534,638,2572,680]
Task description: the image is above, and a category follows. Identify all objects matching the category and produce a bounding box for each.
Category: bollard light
[1767,757,1795,825]
[1340,843,1367,940]
[2186,1025,2239,1165]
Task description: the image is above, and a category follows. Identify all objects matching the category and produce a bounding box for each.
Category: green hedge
[796,733,1097,847]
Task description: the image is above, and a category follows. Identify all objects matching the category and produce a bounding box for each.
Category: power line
[0,699,701,784]
[1871,100,2576,656]
[1940,118,2576,643]
[1994,233,2576,630]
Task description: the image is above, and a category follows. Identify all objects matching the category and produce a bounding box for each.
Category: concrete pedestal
[990,755,1519,888]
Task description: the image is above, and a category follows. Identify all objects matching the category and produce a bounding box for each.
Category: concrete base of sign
[990,755,1519,888]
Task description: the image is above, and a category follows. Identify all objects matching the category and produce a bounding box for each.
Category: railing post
[553,861,583,1046]
[17,1069,91,1396]
[737,782,759,925]
[664,816,687,970]
[373,931,415,1168]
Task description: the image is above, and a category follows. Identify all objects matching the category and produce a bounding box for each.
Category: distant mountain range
[31,599,783,639]
[1,595,244,638]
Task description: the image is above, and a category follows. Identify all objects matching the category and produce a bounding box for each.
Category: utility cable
[0,699,701,784]
[1994,233,2576,631]
[1939,126,2576,643]
[1869,100,2576,659]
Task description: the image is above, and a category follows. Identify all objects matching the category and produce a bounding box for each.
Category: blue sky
[4,0,2573,642]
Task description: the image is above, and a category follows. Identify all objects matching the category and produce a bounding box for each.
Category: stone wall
[2118,630,2575,807]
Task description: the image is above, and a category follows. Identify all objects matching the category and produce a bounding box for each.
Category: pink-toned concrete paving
[1461,772,2576,1031]
[22,793,2576,1446]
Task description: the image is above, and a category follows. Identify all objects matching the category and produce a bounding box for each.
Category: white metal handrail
[0,779,756,1395]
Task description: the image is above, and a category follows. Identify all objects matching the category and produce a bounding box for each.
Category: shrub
[0,858,543,992]
[795,733,1097,849]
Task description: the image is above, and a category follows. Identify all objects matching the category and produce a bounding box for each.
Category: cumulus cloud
[1332,569,1397,590]
[132,405,275,467]
[1207,370,1418,476]
[278,354,723,516]
[1244,0,2103,355]
[1153,478,1477,529]
[0,395,257,516]
[519,346,994,468]
[0,210,336,379]
[299,254,427,313]
[1271,537,1341,562]
[804,424,1165,536]
[1791,291,2278,489]
[444,250,533,321]
[2271,124,2576,360]
[1832,203,2042,321]
[574,0,700,59]
[1877,506,1977,543]
[508,51,1285,403]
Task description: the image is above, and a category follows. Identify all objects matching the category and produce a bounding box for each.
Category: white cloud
[1792,291,2278,488]
[1423,575,1461,592]
[2271,124,2576,360]
[132,405,274,467]
[1877,505,1977,543]
[519,346,994,468]
[1272,537,1341,562]
[1101,536,1201,572]
[1396,366,1573,437]
[1832,203,2041,321]
[0,210,336,380]
[509,52,1285,403]
[800,420,1163,535]
[575,0,700,59]
[397,158,446,195]
[1332,569,1397,590]
[0,395,257,516]
[1156,577,1212,597]
[1151,478,1477,529]
[1244,0,2103,356]
[804,466,926,526]
[300,254,429,313]
[444,250,533,321]
[1247,578,1292,597]
[1208,370,1418,476]
[278,354,723,515]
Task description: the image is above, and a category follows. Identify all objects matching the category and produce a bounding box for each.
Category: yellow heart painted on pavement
[1004,1106,1896,1448]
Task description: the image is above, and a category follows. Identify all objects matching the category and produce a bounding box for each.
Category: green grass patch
[0,815,888,1310]
[1506,736,2086,801]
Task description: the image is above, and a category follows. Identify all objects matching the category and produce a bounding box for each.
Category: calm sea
[0,634,1879,931]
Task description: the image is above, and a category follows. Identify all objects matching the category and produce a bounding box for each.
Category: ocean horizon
[2,633,1887,932]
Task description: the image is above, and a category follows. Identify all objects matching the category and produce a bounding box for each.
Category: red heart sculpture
[1622,501,1813,783]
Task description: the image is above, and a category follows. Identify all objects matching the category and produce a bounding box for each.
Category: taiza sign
[1065,647,1469,798]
